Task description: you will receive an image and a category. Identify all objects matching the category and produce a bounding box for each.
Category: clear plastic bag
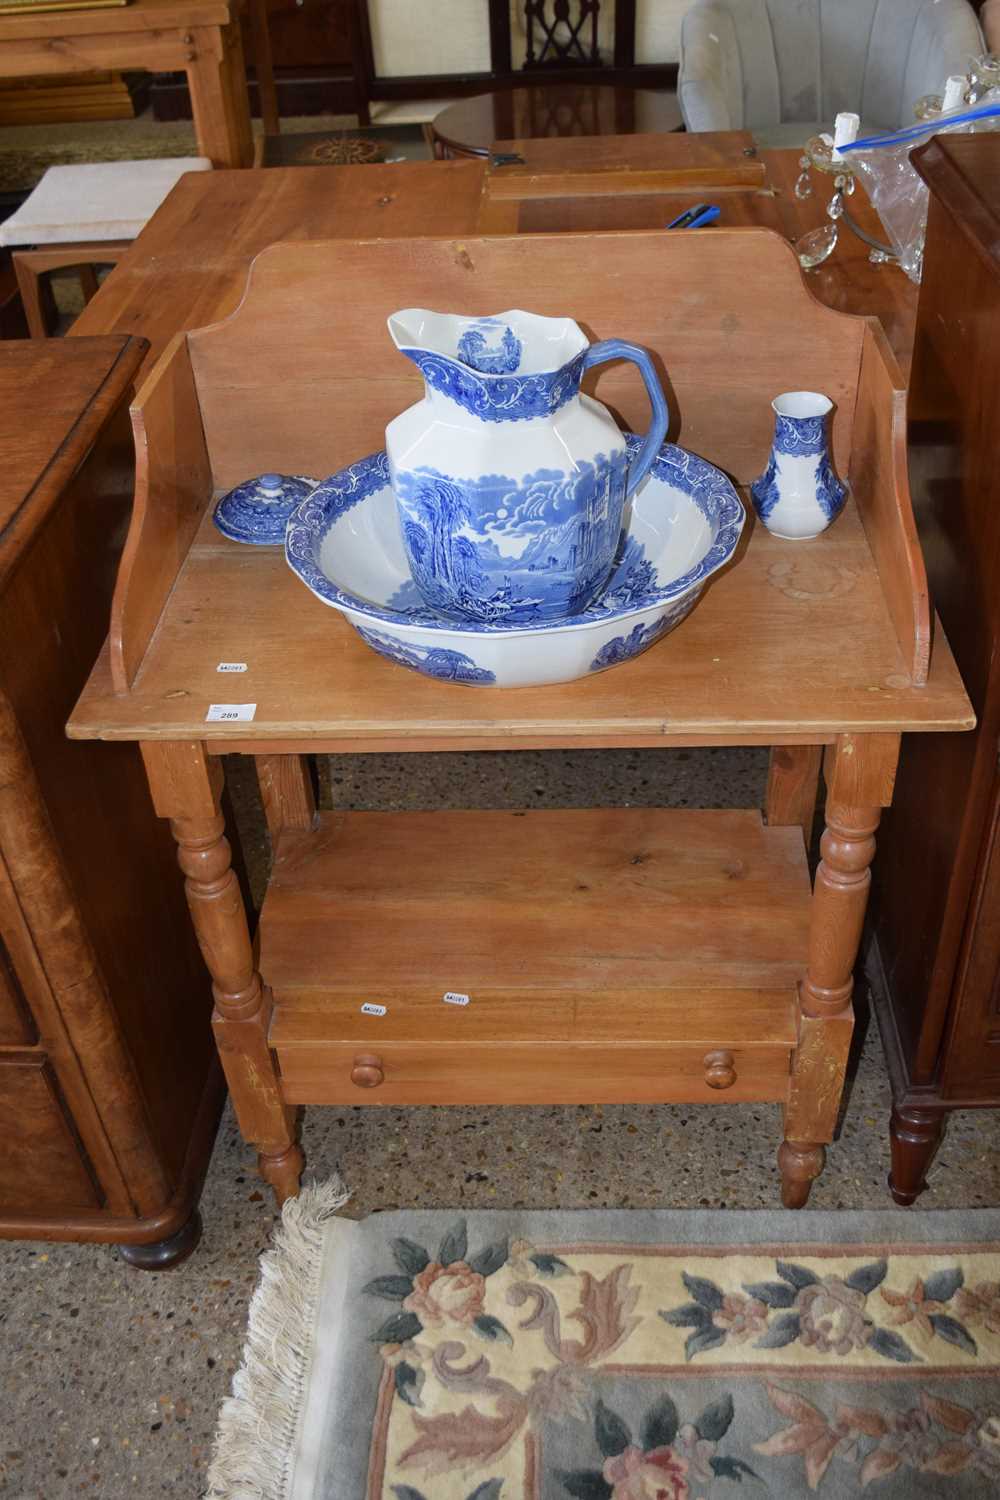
[839,103,1000,282]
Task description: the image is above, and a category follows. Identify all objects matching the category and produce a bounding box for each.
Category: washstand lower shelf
[262,808,809,1108]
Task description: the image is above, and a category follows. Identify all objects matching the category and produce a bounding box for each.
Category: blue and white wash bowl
[284,435,744,689]
[385,308,669,624]
[750,391,847,541]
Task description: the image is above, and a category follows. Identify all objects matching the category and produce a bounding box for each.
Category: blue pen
[667,203,721,229]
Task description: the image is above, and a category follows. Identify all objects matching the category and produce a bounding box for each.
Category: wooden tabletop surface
[432,84,683,157]
[73,151,918,373]
[72,161,489,369]
[0,336,145,586]
[0,0,241,36]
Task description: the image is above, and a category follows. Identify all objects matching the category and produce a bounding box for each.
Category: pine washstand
[67,230,973,1209]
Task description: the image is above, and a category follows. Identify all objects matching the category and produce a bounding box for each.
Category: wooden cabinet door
[0,935,35,1045]
[0,1056,101,1212]
[942,776,1000,1099]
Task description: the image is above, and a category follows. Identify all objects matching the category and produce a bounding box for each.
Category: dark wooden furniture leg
[351,0,373,126]
[780,733,900,1206]
[247,0,280,134]
[889,1103,946,1204]
[142,740,303,1204]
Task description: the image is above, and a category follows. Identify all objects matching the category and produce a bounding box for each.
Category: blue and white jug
[750,391,847,541]
[385,308,669,623]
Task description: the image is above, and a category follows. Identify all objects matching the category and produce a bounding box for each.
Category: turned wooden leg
[889,1104,946,1205]
[142,742,303,1206]
[780,803,878,1207]
[259,1141,307,1202]
[799,800,882,1020]
[779,1141,826,1208]
[247,0,280,135]
[766,744,822,848]
[780,733,900,1208]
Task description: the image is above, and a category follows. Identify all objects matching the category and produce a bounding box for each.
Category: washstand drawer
[274,1037,794,1107]
[270,984,799,1107]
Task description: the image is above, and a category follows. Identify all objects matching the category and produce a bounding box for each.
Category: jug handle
[582,340,669,498]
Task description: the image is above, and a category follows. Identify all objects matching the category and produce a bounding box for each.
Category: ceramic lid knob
[213,471,318,546]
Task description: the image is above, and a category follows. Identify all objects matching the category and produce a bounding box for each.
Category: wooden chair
[1,159,211,338]
[522,0,603,67]
[246,0,280,136]
[351,0,677,128]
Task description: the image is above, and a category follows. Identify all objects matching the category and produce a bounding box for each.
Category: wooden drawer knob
[704,1050,737,1090]
[351,1054,384,1089]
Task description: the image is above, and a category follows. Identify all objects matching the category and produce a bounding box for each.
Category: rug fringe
[205,1177,352,1500]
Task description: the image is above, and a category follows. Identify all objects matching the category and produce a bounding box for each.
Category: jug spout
[387,308,588,374]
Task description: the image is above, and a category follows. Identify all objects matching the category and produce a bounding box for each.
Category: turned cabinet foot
[259,1141,305,1206]
[889,1105,945,1205]
[779,1139,826,1208]
[119,1210,202,1271]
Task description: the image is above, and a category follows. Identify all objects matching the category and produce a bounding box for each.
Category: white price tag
[205,703,257,722]
[216,662,248,673]
[361,1002,387,1017]
[443,991,471,1007]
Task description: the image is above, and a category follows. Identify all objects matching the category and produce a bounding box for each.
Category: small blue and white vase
[213,472,317,545]
[385,308,670,624]
[750,392,846,540]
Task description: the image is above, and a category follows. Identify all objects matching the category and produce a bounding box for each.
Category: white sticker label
[205,703,257,722]
[443,991,471,1007]
[216,662,248,673]
[361,1002,387,1017]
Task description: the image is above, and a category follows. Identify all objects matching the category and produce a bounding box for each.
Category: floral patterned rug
[207,1186,1000,1500]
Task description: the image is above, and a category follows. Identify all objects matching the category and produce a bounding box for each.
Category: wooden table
[478,145,919,372]
[71,160,489,368]
[72,152,918,374]
[0,0,254,168]
[68,227,972,1211]
[430,84,683,160]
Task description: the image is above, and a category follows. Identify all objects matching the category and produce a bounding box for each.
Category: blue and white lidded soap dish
[213,472,318,545]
